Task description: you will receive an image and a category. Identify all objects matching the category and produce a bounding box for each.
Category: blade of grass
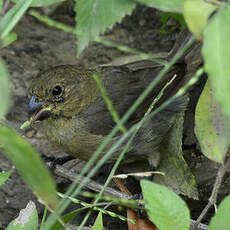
[40,207,47,230]
[80,191,140,209]
[58,193,135,224]
[0,0,32,39]
[29,10,168,67]
[92,74,126,133]
[49,208,88,230]
[0,58,10,118]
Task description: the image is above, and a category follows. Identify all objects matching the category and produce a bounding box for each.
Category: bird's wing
[81,63,185,136]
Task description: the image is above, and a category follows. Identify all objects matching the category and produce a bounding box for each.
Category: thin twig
[53,164,131,199]
[190,220,208,230]
[112,178,132,196]
[53,161,209,230]
[193,153,230,230]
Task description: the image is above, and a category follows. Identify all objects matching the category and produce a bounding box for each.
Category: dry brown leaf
[127,209,157,230]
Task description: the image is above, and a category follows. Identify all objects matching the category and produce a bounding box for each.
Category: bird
[27,62,187,170]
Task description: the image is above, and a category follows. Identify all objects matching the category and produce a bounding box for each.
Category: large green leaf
[0,58,10,118]
[183,0,217,39]
[141,180,190,230]
[195,79,230,163]
[75,0,136,55]
[6,201,38,230]
[11,0,65,7]
[0,125,58,210]
[135,0,184,13]
[0,0,32,39]
[208,195,230,230]
[202,4,230,119]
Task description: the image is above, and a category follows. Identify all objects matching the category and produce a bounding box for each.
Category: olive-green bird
[28,63,186,169]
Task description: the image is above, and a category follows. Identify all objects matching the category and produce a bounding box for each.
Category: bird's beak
[28,96,53,123]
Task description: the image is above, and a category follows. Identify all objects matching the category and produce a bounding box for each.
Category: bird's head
[28,65,99,123]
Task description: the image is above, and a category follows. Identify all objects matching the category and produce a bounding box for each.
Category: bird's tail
[122,95,188,169]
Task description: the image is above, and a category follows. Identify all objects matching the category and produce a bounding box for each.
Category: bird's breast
[43,117,105,161]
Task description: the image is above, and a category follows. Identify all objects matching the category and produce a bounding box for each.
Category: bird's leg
[41,154,75,170]
[41,154,56,162]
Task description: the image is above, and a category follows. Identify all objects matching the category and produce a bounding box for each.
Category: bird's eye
[52,85,62,96]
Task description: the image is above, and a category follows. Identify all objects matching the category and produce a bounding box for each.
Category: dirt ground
[1,1,230,229]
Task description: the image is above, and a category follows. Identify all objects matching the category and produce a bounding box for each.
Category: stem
[193,153,230,230]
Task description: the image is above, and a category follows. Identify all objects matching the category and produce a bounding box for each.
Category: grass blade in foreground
[93,74,126,133]
[0,0,32,39]
[0,125,58,210]
[0,58,10,118]
[49,208,87,230]
[28,10,167,66]
[141,180,190,230]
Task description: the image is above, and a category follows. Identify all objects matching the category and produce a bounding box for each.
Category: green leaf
[0,169,13,186]
[11,0,65,7]
[91,212,103,230]
[141,180,190,230]
[202,4,230,119]
[0,125,58,210]
[158,12,186,34]
[75,0,136,55]
[208,195,230,230]
[6,201,38,230]
[0,0,32,39]
[195,79,230,163]
[135,0,184,13]
[154,109,198,199]
[0,58,10,118]
[1,32,18,47]
[183,0,217,39]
